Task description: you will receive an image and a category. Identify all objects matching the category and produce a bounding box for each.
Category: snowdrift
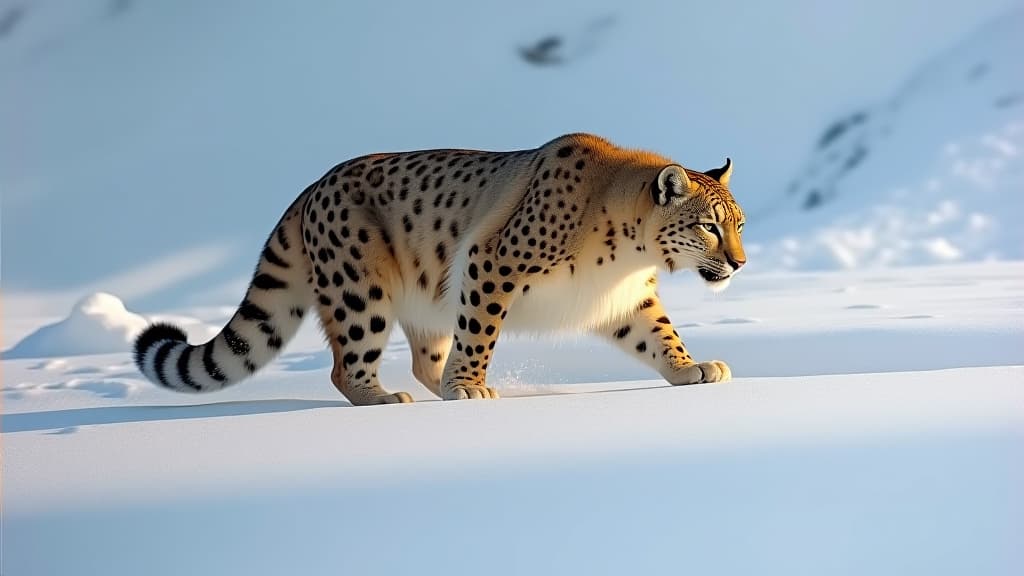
[3,292,216,359]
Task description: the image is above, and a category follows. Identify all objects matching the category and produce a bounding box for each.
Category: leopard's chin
[698,267,731,292]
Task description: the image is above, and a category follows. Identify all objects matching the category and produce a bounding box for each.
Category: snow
[2,0,1016,305]
[3,2,1024,574]
[2,292,217,359]
[2,292,146,359]
[4,263,1023,575]
[754,5,1024,271]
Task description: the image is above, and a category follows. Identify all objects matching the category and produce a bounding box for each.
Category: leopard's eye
[701,223,717,233]
[737,222,745,234]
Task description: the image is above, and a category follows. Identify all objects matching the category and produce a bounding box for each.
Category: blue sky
[1,0,1016,307]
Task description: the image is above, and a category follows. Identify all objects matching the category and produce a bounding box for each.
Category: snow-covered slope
[3,0,1016,306]
[3,263,1023,575]
[754,6,1024,270]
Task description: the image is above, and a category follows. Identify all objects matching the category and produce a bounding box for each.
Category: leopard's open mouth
[698,267,729,283]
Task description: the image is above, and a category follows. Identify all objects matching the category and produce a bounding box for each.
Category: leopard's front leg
[439,246,518,400]
[597,295,732,385]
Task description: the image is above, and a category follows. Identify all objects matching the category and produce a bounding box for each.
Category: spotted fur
[134,133,747,404]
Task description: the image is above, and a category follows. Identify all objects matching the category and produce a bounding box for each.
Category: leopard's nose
[727,255,746,270]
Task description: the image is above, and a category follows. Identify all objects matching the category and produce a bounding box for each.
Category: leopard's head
[646,159,746,291]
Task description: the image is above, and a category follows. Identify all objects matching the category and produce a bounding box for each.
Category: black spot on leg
[363,349,381,364]
[368,286,384,301]
[614,326,631,339]
[369,316,386,333]
[342,292,367,312]
[486,303,502,315]
[343,262,360,283]
[343,352,359,368]
[636,341,647,353]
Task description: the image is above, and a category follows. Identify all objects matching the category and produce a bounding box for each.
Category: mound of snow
[753,6,1024,270]
[3,292,216,359]
[3,293,148,359]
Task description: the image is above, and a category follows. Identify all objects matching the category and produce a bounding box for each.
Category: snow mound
[3,292,216,359]
[3,293,148,359]
[755,6,1024,270]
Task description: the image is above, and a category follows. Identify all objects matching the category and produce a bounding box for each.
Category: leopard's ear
[705,158,733,186]
[651,165,691,206]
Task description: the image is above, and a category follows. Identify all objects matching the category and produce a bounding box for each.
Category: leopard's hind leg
[307,210,412,405]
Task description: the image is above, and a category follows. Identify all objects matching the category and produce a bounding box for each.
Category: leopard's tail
[134,192,314,393]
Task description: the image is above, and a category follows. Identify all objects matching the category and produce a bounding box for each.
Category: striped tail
[134,195,313,392]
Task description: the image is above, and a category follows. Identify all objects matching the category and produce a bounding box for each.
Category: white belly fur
[503,265,656,332]
[395,262,657,335]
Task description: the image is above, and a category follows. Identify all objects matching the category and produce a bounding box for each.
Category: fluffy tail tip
[133,322,188,371]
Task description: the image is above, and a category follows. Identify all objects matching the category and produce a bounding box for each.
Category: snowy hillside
[753,5,1024,270]
[4,263,1023,575]
[2,0,1019,310]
